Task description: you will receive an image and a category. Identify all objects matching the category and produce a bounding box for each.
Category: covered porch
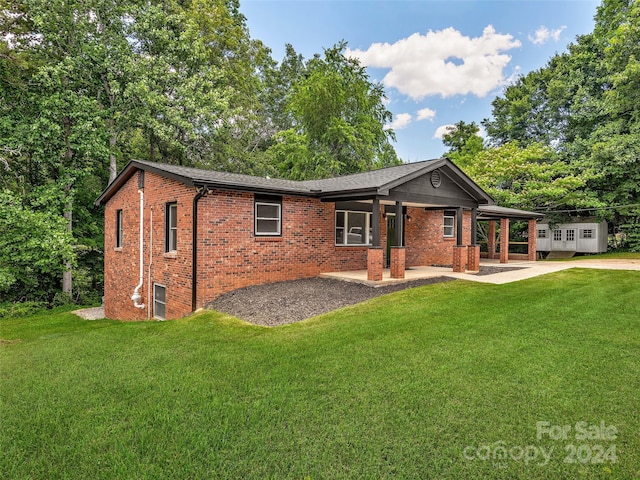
[476,205,543,263]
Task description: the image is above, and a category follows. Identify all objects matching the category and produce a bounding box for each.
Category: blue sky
[240,0,600,162]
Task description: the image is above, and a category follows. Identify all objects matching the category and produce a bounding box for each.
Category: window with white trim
[335,210,372,245]
[443,210,455,238]
[566,229,575,241]
[154,284,166,320]
[115,209,123,247]
[165,202,177,252]
[580,229,594,239]
[552,230,562,241]
[255,197,282,236]
[537,229,547,238]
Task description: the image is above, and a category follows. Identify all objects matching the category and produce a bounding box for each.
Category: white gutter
[131,189,145,309]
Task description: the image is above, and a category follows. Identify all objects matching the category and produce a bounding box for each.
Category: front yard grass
[1,268,639,479]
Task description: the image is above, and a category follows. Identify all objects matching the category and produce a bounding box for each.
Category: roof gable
[96,158,494,206]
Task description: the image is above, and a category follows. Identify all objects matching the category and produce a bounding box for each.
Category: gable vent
[431,170,442,188]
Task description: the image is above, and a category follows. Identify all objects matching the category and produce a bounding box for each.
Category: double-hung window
[255,196,282,236]
[165,202,177,252]
[115,209,123,248]
[443,210,455,238]
[335,210,372,246]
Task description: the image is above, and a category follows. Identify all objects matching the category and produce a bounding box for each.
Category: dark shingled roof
[96,158,493,206]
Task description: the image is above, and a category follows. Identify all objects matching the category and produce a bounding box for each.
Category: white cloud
[433,124,456,139]
[347,25,521,100]
[385,113,413,131]
[528,25,567,45]
[416,108,436,122]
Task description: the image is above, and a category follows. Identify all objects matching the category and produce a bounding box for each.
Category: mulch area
[207,276,454,326]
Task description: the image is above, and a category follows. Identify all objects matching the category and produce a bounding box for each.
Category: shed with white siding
[536,217,608,254]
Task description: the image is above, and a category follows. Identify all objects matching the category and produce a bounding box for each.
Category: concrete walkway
[320,258,640,286]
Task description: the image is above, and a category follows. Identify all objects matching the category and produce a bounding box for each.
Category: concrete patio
[320,258,640,286]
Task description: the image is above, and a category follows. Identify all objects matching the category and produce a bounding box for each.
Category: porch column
[371,198,381,247]
[488,220,496,259]
[527,218,537,261]
[395,200,403,247]
[470,208,477,246]
[500,217,510,264]
[453,245,467,273]
[367,247,384,282]
[390,247,405,279]
[456,207,464,246]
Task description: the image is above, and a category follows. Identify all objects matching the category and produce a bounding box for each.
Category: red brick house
[96,158,537,320]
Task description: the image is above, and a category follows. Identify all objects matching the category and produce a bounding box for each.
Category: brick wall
[405,208,471,267]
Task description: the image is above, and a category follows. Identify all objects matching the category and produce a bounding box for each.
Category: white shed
[536,218,608,254]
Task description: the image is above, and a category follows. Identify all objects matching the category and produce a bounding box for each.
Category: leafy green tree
[267,42,400,180]
[0,189,75,302]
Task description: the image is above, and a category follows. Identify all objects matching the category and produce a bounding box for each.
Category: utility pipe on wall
[131,189,145,309]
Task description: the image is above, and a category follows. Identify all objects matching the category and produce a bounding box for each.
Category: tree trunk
[62,114,74,297]
[108,118,118,184]
[62,196,73,296]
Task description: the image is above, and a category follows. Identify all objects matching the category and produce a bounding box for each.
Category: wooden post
[372,198,380,247]
[395,200,403,247]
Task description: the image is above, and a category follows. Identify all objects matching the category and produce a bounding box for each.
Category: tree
[266,42,401,180]
[458,142,595,212]
[481,0,640,247]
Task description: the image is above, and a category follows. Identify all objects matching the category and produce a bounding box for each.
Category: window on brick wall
[255,195,282,236]
[443,210,455,238]
[165,202,177,252]
[154,284,166,320]
[115,209,123,248]
[335,210,372,245]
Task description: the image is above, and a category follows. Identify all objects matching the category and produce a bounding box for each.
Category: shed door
[552,229,576,251]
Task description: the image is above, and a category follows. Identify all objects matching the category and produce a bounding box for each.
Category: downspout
[192,186,209,312]
[131,189,145,309]
[147,207,153,319]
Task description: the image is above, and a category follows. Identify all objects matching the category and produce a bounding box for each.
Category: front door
[386,215,396,267]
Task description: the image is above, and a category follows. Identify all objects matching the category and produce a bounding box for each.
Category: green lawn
[544,251,640,261]
[1,269,639,479]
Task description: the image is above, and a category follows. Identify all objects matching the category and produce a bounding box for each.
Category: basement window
[115,209,123,248]
[165,202,177,252]
[255,196,282,236]
[443,210,456,238]
[154,284,166,320]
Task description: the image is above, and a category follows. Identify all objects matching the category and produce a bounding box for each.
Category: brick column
[452,245,468,273]
[500,218,510,264]
[390,246,405,279]
[467,245,480,273]
[367,247,384,281]
[527,219,537,261]
[488,220,496,259]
